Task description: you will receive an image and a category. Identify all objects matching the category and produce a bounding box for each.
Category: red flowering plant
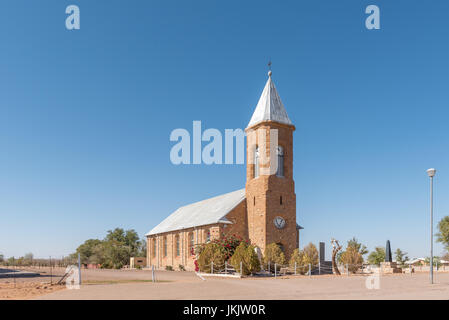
[195,233,249,273]
[213,233,246,260]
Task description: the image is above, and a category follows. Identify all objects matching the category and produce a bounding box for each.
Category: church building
[146,71,301,270]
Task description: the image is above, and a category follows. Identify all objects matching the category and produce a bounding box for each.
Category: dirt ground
[3,267,449,300]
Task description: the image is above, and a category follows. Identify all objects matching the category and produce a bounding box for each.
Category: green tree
[437,216,449,251]
[442,252,449,261]
[0,254,4,263]
[368,247,386,265]
[339,238,368,273]
[137,237,147,257]
[289,243,319,274]
[394,248,409,268]
[72,228,144,269]
[229,242,260,275]
[424,256,442,268]
[301,243,319,266]
[264,243,286,271]
[197,242,226,273]
[74,239,103,264]
[289,249,306,274]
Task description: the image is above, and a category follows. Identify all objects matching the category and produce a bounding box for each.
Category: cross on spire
[268,60,272,77]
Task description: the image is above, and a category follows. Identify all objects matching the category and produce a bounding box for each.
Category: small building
[130,257,147,269]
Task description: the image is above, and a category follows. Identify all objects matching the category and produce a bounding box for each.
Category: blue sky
[1,0,448,260]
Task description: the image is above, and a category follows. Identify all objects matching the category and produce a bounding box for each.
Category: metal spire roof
[247,71,292,128]
[145,189,245,236]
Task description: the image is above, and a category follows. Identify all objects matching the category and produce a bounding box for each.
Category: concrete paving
[36,272,449,300]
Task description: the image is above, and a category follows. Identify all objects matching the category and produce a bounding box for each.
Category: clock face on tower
[273,216,286,229]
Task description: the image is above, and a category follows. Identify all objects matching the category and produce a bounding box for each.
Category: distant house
[406,258,426,266]
[130,257,146,269]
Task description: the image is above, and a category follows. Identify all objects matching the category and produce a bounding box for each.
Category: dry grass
[0,281,65,300]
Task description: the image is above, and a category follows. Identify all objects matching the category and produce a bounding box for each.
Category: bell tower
[245,71,298,259]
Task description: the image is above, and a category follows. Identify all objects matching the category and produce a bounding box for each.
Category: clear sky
[1,0,448,260]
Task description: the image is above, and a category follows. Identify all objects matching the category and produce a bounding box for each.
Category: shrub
[301,243,319,266]
[289,249,307,274]
[264,243,286,267]
[229,242,260,275]
[340,247,363,273]
[289,243,319,274]
[197,242,226,273]
[165,265,174,271]
[178,264,185,271]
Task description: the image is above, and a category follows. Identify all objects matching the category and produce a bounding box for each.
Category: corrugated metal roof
[146,189,245,236]
[247,73,292,128]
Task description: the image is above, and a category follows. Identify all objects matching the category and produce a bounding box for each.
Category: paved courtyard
[34,269,449,300]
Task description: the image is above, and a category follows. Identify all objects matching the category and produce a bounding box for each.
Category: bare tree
[331,238,342,275]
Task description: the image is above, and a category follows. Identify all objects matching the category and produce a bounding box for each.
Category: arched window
[163,236,167,257]
[254,147,259,178]
[152,238,156,258]
[206,230,211,242]
[175,235,180,256]
[276,146,284,177]
[189,232,194,255]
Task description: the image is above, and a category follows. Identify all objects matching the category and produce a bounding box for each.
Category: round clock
[274,216,286,229]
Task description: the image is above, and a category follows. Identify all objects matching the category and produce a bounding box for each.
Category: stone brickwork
[245,121,297,259]
[146,76,299,270]
[147,200,249,271]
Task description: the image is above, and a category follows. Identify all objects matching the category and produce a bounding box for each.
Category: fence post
[50,256,52,285]
[225,261,228,274]
[318,261,321,275]
[294,262,297,275]
[308,264,311,277]
[211,262,214,274]
[152,265,155,282]
[409,264,412,275]
[78,253,81,285]
[268,261,270,273]
[240,261,243,275]
[274,263,277,278]
[346,264,349,276]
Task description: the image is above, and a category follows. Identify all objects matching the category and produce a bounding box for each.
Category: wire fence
[193,261,449,277]
[0,255,83,288]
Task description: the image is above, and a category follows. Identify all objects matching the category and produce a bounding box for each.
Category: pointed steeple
[247,71,292,128]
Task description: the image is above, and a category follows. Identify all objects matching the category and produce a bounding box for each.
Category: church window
[176,235,180,256]
[276,146,284,177]
[280,196,283,205]
[206,230,211,242]
[253,196,255,206]
[152,238,156,258]
[189,232,194,255]
[254,147,259,178]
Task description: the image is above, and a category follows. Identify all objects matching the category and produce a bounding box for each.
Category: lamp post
[426,168,436,284]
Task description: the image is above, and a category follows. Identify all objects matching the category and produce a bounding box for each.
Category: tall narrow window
[189,232,194,255]
[163,236,167,257]
[206,229,211,242]
[276,146,284,177]
[280,196,283,205]
[176,235,180,256]
[152,238,156,258]
[254,147,259,178]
